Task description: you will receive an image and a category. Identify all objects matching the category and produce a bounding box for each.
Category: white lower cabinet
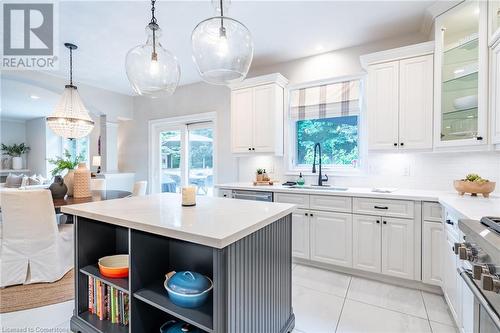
[442,228,461,324]
[422,221,443,285]
[310,211,353,267]
[292,209,310,259]
[381,217,415,279]
[353,214,382,273]
[353,214,415,279]
[461,272,474,333]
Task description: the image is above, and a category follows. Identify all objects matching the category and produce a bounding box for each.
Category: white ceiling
[52,0,435,95]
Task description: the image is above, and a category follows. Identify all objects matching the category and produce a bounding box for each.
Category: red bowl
[98,254,129,278]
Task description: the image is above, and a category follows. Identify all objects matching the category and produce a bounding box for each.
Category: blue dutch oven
[164,271,213,308]
[159,320,203,333]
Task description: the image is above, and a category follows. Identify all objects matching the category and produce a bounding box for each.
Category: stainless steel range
[457,217,500,333]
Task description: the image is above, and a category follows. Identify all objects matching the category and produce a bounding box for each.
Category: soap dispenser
[296,172,305,186]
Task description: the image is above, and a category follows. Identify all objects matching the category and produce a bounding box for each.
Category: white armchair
[0,190,73,287]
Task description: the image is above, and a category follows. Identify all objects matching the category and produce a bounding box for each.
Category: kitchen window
[288,78,361,172]
[63,137,89,163]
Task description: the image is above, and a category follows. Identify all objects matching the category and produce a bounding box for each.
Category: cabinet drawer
[353,197,414,218]
[274,193,309,209]
[423,202,442,222]
[310,195,352,213]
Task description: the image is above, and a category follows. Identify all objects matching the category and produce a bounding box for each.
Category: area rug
[0,269,74,313]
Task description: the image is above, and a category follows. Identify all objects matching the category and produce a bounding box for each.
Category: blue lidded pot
[164,271,213,308]
[159,320,203,333]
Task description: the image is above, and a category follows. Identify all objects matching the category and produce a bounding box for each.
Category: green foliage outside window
[296,116,358,166]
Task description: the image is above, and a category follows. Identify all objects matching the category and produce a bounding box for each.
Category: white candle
[182,186,196,206]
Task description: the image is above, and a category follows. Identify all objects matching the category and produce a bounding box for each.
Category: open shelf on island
[134,280,213,333]
[78,311,128,333]
[80,264,129,293]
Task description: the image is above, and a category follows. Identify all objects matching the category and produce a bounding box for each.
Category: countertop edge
[61,203,296,249]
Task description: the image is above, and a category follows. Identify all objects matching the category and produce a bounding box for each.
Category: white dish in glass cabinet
[434,0,488,148]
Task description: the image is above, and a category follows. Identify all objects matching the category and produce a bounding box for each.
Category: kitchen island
[61,193,296,333]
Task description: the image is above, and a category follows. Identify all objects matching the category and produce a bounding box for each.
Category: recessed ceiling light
[30,95,40,99]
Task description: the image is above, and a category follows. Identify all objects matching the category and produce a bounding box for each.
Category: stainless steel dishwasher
[231,189,273,202]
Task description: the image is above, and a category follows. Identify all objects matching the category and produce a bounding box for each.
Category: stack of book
[88,276,129,326]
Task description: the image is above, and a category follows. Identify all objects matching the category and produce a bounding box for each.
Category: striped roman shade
[290,80,360,120]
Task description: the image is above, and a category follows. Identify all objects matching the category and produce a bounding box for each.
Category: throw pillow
[5,173,24,188]
[28,174,42,186]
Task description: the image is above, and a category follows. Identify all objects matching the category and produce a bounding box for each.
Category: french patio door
[151,120,214,196]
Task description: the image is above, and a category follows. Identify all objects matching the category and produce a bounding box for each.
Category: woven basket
[73,163,91,198]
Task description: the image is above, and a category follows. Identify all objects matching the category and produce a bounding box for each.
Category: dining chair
[90,178,106,191]
[0,190,73,287]
[132,181,148,196]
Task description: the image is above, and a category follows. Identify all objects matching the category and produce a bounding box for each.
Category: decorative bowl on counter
[98,254,129,278]
[164,271,213,308]
[453,180,496,198]
[160,320,203,333]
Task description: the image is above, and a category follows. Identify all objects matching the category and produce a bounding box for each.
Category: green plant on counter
[256,168,264,175]
[48,149,85,177]
[463,173,489,184]
[1,143,30,157]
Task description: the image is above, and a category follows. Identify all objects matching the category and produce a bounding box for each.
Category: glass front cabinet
[434,1,488,148]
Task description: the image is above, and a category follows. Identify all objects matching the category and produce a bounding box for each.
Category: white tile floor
[0,264,458,333]
[292,264,459,333]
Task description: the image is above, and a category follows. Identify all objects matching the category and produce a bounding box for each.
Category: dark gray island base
[70,214,294,333]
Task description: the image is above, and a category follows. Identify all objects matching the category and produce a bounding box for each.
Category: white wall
[25,118,47,176]
[120,32,500,193]
[0,118,27,169]
[0,119,26,145]
[119,82,236,184]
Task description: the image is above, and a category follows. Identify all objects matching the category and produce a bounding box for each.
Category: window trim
[285,74,367,176]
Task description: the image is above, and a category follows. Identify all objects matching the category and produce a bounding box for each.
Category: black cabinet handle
[376,220,380,224]
[446,219,454,226]
[374,206,389,210]
[393,143,398,146]
[310,213,314,217]
[400,142,404,146]
[248,148,251,151]
[476,136,483,141]
[252,148,255,151]
[305,213,309,216]
[383,221,387,225]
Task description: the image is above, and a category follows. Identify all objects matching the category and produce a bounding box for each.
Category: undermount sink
[289,185,349,191]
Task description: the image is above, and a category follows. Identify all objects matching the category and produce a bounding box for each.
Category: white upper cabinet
[230,73,288,155]
[489,0,500,46]
[362,42,434,151]
[434,1,488,148]
[399,55,434,149]
[492,43,500,145]
[367,61,400,150]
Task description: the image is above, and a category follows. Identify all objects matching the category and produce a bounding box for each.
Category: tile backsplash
[237,151,500,193]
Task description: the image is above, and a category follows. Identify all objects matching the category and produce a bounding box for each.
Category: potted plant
[453,173,496,198]
[48,149,85,196]
[1,143,30,170]
[256,168,264,182]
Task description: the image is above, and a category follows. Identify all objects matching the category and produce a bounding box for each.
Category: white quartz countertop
[438,194,500,221]
[216,183,443,201]
[216,183,500,221]
[61,193,296,249]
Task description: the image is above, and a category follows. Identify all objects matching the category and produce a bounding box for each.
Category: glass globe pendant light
[191,0,254,85]
[125,0,180,97]
[47,43,95,139]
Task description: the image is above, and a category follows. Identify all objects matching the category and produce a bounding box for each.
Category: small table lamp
[92,155,101,174]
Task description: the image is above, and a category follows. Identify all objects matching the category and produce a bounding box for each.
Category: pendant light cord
[219,0,225,36]
[69,47,73,86]
[150,0,157,59]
